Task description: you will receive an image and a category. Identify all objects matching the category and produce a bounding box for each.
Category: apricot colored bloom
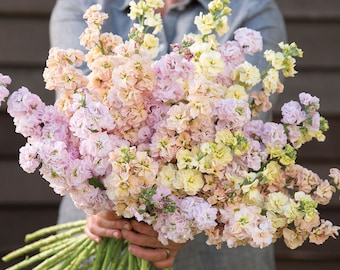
[309,219,340,245]
[166,103,191,133]
[83,4,108,26]
[313,180,335,205]
[329,168,340,189]
[250,91,272,116]
[282,228,307,249]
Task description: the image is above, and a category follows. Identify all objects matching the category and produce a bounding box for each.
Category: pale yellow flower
[264,50,284,70]
[282,57,297,77]
[212,144,233,167]
[194,12,216,36]
[178,169,204,195]
[262,68,280,96]
[141,33,160,58]
[243,188,264,208]
[279,42,303,58]
[231,61,261,90]
[263,161,281,185]
[215,16,229,36]
[266,211,287,229]
[144,12,163,34]
[265,192,290,214]
[199,50,225,79]
[158,164,178,190]
[208,0,225,12]
[128,1,144,20]
[225,85,248,100]
[295,191,318,222]
[215,129,236,146]
[145,0,164,9]
[176,148,198,170]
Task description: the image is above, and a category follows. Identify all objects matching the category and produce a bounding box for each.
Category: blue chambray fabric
[51,0,286,269]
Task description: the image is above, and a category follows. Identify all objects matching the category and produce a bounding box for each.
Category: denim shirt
[51,1,286,269]
[51,0,286,71]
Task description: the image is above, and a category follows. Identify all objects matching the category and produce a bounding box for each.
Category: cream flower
[178,169,204,195]
[231,61,261,89]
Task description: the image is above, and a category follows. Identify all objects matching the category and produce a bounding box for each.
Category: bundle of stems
[2,220,161,270]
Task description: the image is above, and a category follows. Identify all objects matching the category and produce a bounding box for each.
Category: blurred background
[0,0,339,269]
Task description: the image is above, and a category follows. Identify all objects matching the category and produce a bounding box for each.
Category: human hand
[85,211,185,268]
[122,219,185,269]
[85,210,132,242]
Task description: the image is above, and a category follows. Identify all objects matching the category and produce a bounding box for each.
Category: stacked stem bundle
[2,220,156,270]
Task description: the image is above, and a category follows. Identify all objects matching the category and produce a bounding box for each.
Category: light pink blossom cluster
[0,72,11,104]
[2,3,340,250]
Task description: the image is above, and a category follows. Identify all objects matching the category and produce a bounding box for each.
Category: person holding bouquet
[50,0,287,269]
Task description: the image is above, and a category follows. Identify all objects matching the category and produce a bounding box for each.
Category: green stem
[39,237,70,252]
[2,227,84,262]
[92,237,109,270]
[108,238,125,270]
[35,235,89,270]
[116,248,129,270]
[101,238,117,269]
[25,220,86,242]
[63,239,96,270]
[139,257,151,270]
[4,240,73,270]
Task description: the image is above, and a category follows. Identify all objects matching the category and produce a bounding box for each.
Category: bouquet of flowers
[1,0,340,269]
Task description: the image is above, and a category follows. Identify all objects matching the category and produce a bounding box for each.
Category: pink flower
[281,100,306,124]
[234,27,263,55]
[214,98,251,130]
[0,72,11,105]
[79,132,115,158]
[0,85,9,104]
[261,122,287,148]
[299,92,320,108]
[19,143,40,173]
[7,87,45,118]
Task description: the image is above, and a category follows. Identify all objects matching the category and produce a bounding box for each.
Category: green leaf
[88,177,106,190]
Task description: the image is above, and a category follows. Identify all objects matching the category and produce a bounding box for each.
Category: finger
[128,244,175,268]
[130,220,158,237]
[97,210,121,220]
[122,229,163,249]
[86,214,132,239]
[84,224,102,242]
